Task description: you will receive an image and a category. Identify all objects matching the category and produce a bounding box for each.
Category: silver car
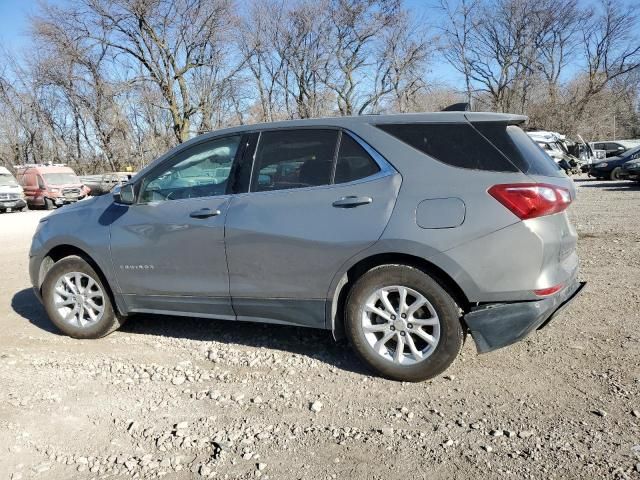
[29,113,585,381]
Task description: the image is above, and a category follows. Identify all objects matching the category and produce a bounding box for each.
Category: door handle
[332,196,373,208]
[189,208,221,219]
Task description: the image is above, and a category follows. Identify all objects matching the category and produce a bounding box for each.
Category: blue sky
[0,0,463,85]
[0,0,42,50]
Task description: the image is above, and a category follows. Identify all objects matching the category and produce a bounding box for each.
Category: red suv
[16,164,90,209]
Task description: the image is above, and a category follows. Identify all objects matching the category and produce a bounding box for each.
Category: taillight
[534,284,564,297]
[488,183,571,220]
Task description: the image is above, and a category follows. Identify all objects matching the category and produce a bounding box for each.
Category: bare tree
[32,6,132,171]
[439,0,480,105]
[572,0,640,115]
[377,9,432,113]
[324,0,400,115]
[68,0,241,143]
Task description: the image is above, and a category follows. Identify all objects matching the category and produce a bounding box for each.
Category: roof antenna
[441,102,470,112]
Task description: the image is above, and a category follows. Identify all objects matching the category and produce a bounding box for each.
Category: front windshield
[622,145,640,160]
[0,174,18,186]
[43,172,80,185]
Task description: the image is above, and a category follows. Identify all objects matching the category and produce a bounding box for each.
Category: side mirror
[113,183,135,205]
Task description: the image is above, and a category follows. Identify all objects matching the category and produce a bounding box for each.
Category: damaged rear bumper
[464,280,586,353]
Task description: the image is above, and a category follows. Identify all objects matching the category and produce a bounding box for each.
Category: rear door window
[252,129,339,192]
[334,134,380,184]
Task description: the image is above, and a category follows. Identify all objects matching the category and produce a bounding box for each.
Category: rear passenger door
[225,128,401,328]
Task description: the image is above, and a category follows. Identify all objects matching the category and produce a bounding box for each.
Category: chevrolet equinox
[29,113,585,381]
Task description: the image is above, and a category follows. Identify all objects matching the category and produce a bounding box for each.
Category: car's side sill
[233,297,326,329]
[121,294,235,319]
[119,294,327,329]
[128,308,236,322]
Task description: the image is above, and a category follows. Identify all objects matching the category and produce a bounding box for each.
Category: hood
[0,184,23,193]
[593,156,630,168]
[623,158,640,167]
[49,183,85,188]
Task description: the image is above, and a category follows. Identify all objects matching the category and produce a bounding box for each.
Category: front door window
[140,135,242,202]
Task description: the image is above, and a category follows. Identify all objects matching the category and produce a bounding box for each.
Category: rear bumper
[464,280,586,353]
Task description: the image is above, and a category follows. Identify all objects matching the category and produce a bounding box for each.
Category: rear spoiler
[464,113,527,125]
[441,102,470,112]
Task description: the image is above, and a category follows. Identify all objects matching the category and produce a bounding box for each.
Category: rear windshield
[43,172,80,185]
[376,122,562,176]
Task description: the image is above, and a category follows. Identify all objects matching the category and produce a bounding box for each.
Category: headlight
[595,162,608,168]
[50,188,59,193]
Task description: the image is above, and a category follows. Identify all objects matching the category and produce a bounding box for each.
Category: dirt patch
[0,176,639,479]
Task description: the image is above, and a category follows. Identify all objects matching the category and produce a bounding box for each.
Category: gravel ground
[1,176,639,480]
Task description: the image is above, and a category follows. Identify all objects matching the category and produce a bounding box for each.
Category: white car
[0,166,27,212]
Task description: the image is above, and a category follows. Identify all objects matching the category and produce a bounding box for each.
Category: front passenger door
[109,135,245,318]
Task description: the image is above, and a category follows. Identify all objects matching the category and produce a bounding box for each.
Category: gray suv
[29,113,585,381]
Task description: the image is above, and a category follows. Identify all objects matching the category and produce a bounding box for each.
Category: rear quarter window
[377,123,518,172]
[473,124,562,177]
[377,122,562,176]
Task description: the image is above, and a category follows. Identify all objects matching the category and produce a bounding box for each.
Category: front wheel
[345,265,464,382]
[44,197,55,210]
[41,256,125,338]
[610,167,623,181]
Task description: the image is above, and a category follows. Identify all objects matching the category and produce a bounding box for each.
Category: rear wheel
[44,198,55,210]
[345,265,464,382]
[610,167,623,180]
[41,256,125,338]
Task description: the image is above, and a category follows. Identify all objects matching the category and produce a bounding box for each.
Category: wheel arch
[38,244,124,316]
[329,252,471,340]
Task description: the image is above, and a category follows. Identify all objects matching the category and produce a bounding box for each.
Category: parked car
[16,164,90,209]
[589,145,640,180]
[590,140,640,157]
[83,172,135,196]
[567,135,600,172]
[621,156,640,183]
[527,131,578,175]
[591,141,628,158]
[0,166,27,212]
[29,113,585,382]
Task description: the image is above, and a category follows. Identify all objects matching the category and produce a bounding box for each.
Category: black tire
[44,197,55,210]
[345,264,464,382]
[610,167,622,181]
[41,256,126,339]
[20,205,28,212]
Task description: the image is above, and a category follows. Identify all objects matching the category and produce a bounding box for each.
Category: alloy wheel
[53,272,105,328]
[361,285,441,365]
